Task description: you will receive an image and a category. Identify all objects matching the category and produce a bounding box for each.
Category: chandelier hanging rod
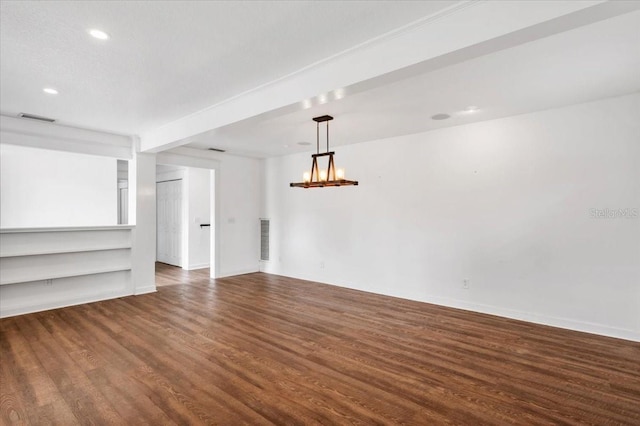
[313,114,332,154]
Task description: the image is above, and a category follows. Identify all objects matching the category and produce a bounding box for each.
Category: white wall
[262,93,640,341]
[215,154,261,277]
[0,144,117,227]
[130,149,157,295]
[185,167,211,270]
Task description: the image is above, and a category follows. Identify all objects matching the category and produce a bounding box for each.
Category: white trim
[0,225,134,233]
[422,295,640,343]
[273,272,640,343]
[217,267,259,278]
[134,285,157,295]
[185,263,209,271]
[0,289,131,318]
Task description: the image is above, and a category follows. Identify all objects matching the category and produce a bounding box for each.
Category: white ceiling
[1,1,639,159]
[185,10,640,157]
[0,0,456,135]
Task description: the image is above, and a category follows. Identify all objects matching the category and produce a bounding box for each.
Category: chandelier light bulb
[89,29,110,40]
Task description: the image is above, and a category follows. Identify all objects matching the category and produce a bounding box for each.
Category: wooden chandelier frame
[289,115,359,188]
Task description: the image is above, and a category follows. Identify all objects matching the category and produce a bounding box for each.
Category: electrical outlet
[44,279,53,286]
[463,279,470,289]
[320,261,325,269]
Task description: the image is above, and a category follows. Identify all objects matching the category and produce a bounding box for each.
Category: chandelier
[289,115,358,188]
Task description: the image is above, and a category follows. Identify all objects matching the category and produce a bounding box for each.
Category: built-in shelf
[1,222,138,318]
[0,226,134,287]
[0,225,134,234]
[0,226,133,259]
[0,244,132,258]
[0,265,132,286]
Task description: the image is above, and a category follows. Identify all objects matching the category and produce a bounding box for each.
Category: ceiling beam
[139,0,623,153]
[1,115,133,159]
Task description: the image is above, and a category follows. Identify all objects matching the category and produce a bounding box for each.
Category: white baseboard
[217,267,260,278]
[268,271,640,343]
[0,290,131,318]
[184,263,210,271]
[422,295,640,343]
[134,285,157,295]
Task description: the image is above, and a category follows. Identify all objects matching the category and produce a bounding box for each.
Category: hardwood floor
[1,266,639,425]
[155,262,197,286]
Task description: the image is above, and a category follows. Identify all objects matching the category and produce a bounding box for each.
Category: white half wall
[262,93,640,341]
[0,144,117,227]
[0,226,134,318]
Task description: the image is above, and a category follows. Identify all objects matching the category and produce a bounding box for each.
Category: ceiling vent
[18,113,56,123]
[208,148,226,153]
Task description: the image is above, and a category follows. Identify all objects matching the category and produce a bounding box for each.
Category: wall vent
[208,147,226,153]
[260,219,270,261]
[18,113,56,123]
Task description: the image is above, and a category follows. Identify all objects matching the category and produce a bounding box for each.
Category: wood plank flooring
[1,264,639,425]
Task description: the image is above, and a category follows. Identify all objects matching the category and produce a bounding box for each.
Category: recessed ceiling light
[88,29,110,40]
[333,88,345,100]
[431,113,450,120]
[463,105,479,113]
[283,144,290,148]
[43,87,58,95]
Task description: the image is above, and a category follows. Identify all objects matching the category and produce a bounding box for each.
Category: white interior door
[157,179,182,266]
